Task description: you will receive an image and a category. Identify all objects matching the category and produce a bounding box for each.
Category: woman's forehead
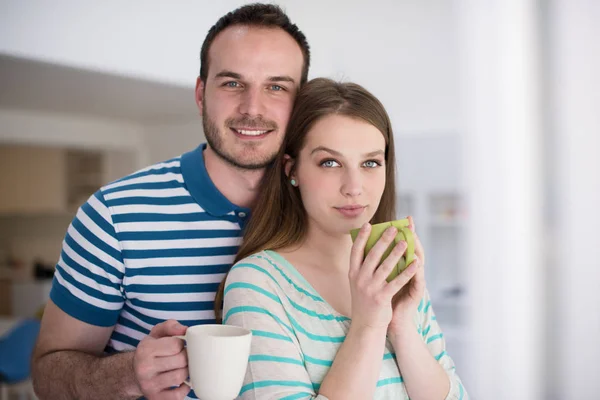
[301,115,386,154]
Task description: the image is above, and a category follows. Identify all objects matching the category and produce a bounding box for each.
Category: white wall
[0,0,460,133]
[458,1,544,398]
[396,134,462,192]
[548,1,600,399]
[143,120,205,164]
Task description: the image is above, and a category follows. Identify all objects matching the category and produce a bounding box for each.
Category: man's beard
[202,105,279,170]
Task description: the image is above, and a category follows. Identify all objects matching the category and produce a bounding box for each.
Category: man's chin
[233,161,270,171]
[220,153,275,171]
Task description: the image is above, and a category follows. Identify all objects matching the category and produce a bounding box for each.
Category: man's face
[197,26,304,170]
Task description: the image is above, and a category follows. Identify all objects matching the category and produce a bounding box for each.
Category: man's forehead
[207,25,303,81]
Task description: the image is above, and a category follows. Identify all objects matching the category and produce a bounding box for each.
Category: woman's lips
[335,205,366,218]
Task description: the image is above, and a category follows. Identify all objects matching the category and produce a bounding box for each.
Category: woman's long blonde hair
[215,78,397,321]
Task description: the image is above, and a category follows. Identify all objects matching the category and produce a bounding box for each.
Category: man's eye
[224,81,240,88]
[321,160,340,168]
[270,85,284,91]
[363,160,381,168]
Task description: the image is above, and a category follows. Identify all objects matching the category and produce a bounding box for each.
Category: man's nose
[238,87,266,117]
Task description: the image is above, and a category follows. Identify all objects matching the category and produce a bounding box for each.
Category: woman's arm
[317,324,388,399]
[389,290,467,400]
[318,225,420,399]
[388,320,451,400]
[387,217,467,399]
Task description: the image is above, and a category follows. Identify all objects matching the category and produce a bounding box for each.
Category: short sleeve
[50,190,125,327]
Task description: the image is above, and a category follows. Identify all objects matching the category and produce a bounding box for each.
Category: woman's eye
[363,160,381,168]
[270,85,284,91]
[321,160,340,168]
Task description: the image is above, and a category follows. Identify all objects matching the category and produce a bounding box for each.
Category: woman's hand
[388,216,427,335]
[349,222,419,331]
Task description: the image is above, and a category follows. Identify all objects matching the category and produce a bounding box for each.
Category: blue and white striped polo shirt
[50,143,250,353]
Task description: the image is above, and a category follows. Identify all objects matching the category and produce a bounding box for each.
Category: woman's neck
[293,221,355,273]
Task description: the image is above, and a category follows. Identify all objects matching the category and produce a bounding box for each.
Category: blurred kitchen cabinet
[0,146,67,214]
[65,149,104,212]
[11,279,52,317]
[0,279,10,316]
[0,275,52,317]
[0,145,136,215]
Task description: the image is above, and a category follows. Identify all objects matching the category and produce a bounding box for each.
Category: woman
[215,78,467,399]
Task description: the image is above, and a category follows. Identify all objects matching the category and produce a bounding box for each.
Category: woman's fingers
[408,216,425,266]
[360,226,398,276]
[382,257,420,298]
[349,223,371,277]
[408,216,415,231]
[413,261,426,293]
[372,239,407,283]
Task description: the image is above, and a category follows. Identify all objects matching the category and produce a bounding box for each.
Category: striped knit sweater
[223,250,467,399]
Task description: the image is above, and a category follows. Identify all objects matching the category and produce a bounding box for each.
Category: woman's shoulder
[226,250,285,286]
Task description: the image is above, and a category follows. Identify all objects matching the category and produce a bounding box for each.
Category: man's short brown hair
[199,3,310,85]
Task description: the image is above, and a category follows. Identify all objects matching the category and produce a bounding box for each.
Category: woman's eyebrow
[364,150,385,157]
[310,146,385,158]
[310,146,341,156]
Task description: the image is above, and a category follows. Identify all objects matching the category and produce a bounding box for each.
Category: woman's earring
[290,179,297,187]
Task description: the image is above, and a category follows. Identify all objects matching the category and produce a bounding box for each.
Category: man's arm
[32,300,190,400]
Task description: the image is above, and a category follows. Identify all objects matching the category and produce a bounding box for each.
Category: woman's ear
[283,154,296,179]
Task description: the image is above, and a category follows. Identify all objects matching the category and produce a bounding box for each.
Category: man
[31,4,310,399]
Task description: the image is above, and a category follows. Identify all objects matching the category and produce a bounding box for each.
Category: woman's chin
[339,217,374,235]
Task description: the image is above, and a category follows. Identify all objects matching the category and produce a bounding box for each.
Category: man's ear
[283,154,296,179]
[195,77,205,116]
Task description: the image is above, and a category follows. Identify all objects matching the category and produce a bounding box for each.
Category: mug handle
[174,335,192,389]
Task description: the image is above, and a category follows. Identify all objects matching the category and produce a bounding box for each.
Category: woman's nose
[341,170,363,197]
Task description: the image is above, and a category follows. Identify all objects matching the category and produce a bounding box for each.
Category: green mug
[350,218,416,282]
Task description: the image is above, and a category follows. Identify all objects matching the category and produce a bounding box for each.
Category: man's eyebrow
[213,71,296,84]
[268,76,296,84]
[214,70,242,79]
[310,146,385,157]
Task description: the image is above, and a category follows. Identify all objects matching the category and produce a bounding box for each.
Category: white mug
[177,324,252,400]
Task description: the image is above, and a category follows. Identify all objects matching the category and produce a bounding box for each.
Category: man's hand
[134,320,191,399]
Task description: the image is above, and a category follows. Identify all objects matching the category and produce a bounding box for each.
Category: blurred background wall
[0,1,597,399]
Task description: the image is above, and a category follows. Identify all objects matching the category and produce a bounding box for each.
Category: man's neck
[203,146,264,209]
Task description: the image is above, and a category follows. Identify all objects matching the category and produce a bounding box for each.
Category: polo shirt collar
[181,143,246,217]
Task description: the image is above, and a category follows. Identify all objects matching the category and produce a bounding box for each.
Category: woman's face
[290,114,387,237]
